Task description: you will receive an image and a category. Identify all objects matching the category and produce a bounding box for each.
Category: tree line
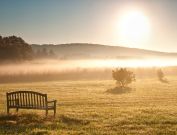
[34,48,56,58]
[0,35,56,62]
[0,35,33,61]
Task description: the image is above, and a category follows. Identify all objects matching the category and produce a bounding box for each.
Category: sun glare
[118,11,150,45]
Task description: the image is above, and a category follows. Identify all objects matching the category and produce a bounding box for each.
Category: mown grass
[1,77,177,134]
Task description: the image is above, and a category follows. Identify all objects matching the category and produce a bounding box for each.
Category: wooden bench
[6,91,57,116]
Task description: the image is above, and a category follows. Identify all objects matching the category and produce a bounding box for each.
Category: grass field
[1,77,177,135]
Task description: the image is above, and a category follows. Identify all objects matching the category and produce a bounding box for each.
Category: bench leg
[54,107,56,116]
[7,107,9,114]
[46,109,48,116]
[54,101,56,116]
[16,107,19,113]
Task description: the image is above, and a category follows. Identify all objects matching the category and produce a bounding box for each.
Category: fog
[1,58,177,74]
[0,58,177,83]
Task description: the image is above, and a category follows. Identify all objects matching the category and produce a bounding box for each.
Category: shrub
[157,69,168,83]
[157,69,164,81]
[112,68,135,87]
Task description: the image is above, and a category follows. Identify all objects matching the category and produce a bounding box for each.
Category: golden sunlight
[118,10,150,45]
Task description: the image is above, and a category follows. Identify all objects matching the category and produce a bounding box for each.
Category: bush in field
[157,69,164,81]
[112,68,135,88]
[157,69,168,83]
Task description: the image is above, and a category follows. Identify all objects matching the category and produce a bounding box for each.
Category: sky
[1,0,177,52]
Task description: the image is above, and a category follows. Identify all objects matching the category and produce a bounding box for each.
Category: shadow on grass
[159,79,169,84]
[106,87,133,94]
[0,113,55,135]
[0,113,90,134]
[60,115,90,125]
[0,113,54,125]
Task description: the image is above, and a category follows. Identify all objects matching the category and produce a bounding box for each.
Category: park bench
[6,91,57,116]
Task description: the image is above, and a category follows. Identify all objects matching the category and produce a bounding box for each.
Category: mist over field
[0,57,177,83]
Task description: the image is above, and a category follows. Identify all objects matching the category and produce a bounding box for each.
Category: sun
[118,11,150,45]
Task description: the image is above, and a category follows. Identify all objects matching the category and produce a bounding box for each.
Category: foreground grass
[0,78,177,134]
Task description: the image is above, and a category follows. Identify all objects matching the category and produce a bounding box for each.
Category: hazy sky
[1,0,177,52]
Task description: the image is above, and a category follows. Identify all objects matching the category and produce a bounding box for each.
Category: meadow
[0,77,177,135]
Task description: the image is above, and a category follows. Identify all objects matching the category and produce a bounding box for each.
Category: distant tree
[35,49,42,57]
[41,47,48,57]
[157,69,164,81]
[49,49,55,57]
[0,36,2,44]
[35,48,56,59]
[112,68,136,88]
[157,69,168,83]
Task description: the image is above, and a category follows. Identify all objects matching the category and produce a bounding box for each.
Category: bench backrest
[7,91,47,109]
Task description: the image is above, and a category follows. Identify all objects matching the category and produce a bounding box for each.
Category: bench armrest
[47,100,57,103]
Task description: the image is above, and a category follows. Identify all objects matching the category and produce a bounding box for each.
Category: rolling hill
[31,43,177,59]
